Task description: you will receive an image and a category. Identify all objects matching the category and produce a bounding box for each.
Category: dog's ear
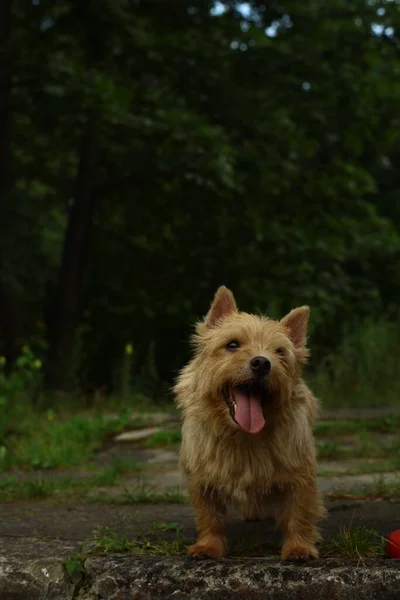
[204,286,237,328]
[280,306,310,348]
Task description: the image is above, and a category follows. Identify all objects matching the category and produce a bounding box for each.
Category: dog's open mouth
[222,382,266,435]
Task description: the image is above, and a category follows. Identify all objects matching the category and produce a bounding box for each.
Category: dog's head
[185,286,310,435]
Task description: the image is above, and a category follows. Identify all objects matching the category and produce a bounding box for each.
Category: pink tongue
[233,389,265,434]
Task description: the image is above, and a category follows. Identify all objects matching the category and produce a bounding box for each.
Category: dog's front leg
[187,483,227,559]
[275,477,324,561]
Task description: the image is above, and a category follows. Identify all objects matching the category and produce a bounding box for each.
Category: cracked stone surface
[76,556,400,600]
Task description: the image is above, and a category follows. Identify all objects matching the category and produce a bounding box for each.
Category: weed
[323,525,384,559]
[90,525,187,556]
[64,553,85,579]
[92,526,137,553]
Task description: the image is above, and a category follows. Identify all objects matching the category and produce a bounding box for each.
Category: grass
[88,525,188,556]
[0,457,145,501]
[122,480,187,504]
[316,430,400,464]
[89,457,144,485]
[0,403,162,472]
[361,475,400,498]
[145,428,181,449]
[0,477,56,500]
[318,459,399,477]
[9,412,133,470]
[322,525,385,559]
[316,440,342,460]
[309,317,400,408]
[327,474,400,500]
[314,416,400,437]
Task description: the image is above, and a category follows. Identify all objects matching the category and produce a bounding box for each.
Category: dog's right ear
[203,286,237,328]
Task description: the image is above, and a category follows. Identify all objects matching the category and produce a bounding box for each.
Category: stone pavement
[1,499,400,598]
[1,407,400,599]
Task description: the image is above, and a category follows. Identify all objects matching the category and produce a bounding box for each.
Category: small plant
[323,525,384,559]
[64,553,85,579]
[92,526,137,553]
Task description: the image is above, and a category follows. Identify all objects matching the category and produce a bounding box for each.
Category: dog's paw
[188,543,225,560]
[281,543,318,561]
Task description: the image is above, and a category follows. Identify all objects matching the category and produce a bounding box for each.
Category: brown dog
[174,286,325,560]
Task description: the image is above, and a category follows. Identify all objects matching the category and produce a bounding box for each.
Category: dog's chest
[183,431,277,499]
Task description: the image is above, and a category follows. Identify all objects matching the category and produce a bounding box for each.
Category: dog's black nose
[250,356,271,376]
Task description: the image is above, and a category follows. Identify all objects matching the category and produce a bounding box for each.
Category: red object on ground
[387,530,400,559]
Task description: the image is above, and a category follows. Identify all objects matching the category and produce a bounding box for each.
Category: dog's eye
[276,347,285,358]
[226,341,240,351]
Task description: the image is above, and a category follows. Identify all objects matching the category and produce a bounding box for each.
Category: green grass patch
[89,525,188,556]
[0,408,146,471]
[316,440,342,459]
[152,520,183,533]
[318,459,398,477]
[0,476,56,500]
[145,428,181,449]
[308,317,400,408]
[122,480,187,504]
[314,416,400,437]
[318,442,400,463]
[0,459,144,501]
[89,457,144,486]
[322,525,385,559]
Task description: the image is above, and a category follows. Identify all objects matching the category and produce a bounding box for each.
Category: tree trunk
[0,0,12,196]
[0,0,24,373]
[46,121,98,391]
[0,281,24,374]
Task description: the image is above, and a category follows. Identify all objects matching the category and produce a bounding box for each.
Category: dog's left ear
[204,286,237,328]
[280,306,310,348]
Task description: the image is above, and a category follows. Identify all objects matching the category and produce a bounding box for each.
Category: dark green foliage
[1,0,399,395]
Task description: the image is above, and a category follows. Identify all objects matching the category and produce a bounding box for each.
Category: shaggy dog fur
[174,286,325,560]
